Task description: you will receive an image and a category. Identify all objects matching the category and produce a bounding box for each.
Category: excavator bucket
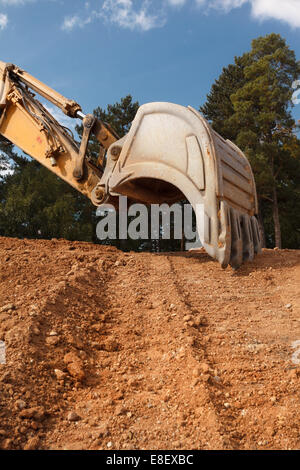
[97,102,262,269]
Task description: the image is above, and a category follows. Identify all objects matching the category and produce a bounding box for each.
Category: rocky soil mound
[0,237,299,450]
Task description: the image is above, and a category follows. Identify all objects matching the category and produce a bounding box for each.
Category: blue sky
[0,0,300,125]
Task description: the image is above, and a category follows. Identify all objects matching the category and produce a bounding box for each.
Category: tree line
[0,33,299,250]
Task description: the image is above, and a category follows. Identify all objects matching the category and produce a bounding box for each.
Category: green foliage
[200,59,246,141]
[0,160,95,241]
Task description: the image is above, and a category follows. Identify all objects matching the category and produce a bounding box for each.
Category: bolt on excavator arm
[0,61,262,269]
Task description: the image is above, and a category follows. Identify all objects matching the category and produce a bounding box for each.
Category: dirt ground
[0,236,299,450]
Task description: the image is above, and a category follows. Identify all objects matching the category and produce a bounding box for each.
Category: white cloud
[0,13,8,29]
[62,14,92,32]
[251,0,300,29]
[195,0,300,28]
[0,0,34,5]
[61,0,166,32]
[167,0,187,6]
[195,0,247,11]
[61,0,300,32]
[101,0,165,31]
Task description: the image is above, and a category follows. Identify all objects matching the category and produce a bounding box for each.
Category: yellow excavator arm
[0,61,118,203]
[0,60,262,269]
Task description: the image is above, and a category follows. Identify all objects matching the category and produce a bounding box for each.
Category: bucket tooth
[229,209,243,269]
[218,201,231,269]
[251,216,262,254]
[241,214,255,262]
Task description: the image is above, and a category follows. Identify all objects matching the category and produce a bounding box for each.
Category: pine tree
[201,33,300,249]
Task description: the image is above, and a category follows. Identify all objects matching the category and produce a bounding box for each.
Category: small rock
[192,367,201,377]
[78,351,87,362]
[67,335,84,350]
[115,405,125,416]
[67,411,81,422]
[224,403,230,409]
[49,331,58,336]
[67,362,85,381]
[0,303,15,313]
[199,362,210,373]
[183,315,192,322]
[285,304,292,309]
[19,407,45,422]
[97,423,109,437]
[0,371,12,383]
[1,438,12,450]
[46,336,59,346]
[107,441,113,448]
[23,437,40,451]
[64,352,82,365]
[270,396,277,403]
[16,399,27,410]
[289,369,300,379]
[63,351,85,380]
[196,315,208,326]
[101,338,120,352]
[54,369,66,380]
[115,404,127,416]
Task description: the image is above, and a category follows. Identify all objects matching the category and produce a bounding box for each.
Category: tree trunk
[257,207,266,248]
[270,156,282,249]
[272,184,282,249]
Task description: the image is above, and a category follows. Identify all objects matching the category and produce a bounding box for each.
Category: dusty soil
[0,236,299,450]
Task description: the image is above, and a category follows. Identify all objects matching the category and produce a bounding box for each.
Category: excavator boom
[0,61,262,269]
[0,60,117,200]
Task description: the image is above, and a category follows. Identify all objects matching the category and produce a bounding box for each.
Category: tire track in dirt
[167,252,239,449]
[51,250,226,449]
